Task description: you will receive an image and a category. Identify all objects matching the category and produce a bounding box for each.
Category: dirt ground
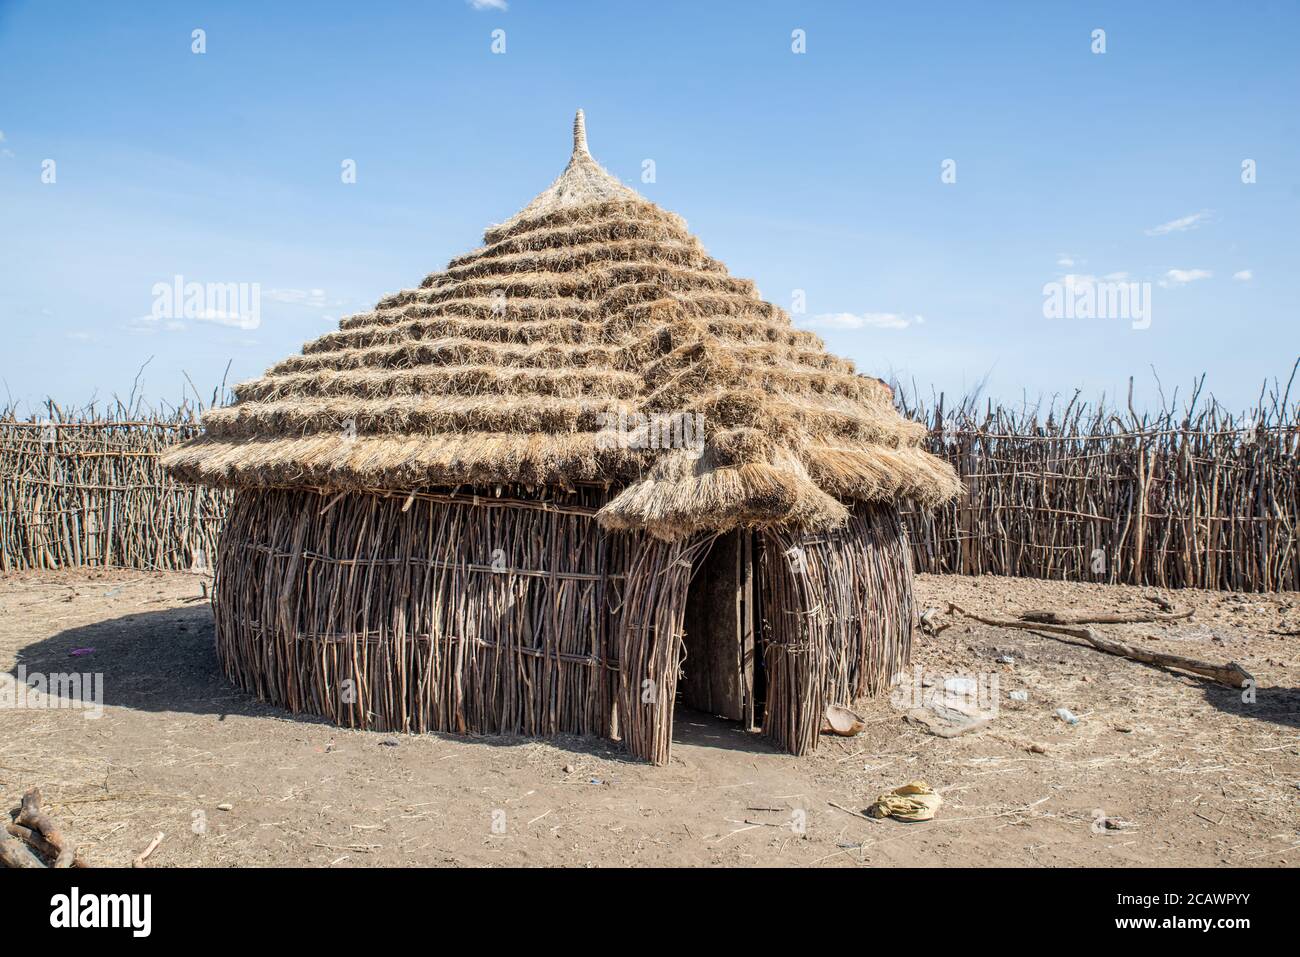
[1,568,1296,867]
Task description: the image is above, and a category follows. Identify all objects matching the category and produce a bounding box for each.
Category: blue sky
[1,0,1296,414]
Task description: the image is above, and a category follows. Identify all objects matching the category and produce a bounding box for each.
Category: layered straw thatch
[162,111,958,538]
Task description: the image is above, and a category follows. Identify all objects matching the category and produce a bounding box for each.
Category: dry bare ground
[1,569,1296,867]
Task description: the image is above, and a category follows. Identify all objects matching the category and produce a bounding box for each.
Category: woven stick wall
[5,407,1298,591]
[214,485,707,763]
[899,383,1300,592]
[760,503,914,756]
[0,415,227,572]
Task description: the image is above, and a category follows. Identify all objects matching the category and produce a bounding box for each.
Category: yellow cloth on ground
[866,780,943,822]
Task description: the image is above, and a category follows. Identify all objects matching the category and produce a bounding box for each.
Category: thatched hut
[162,112,959,763]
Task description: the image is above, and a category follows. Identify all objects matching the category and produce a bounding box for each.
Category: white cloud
[1059,271,1136,290]
[0,130,5,141]
[468,0,508,9]
[1233,269,1253,281]
[801,311,923,330]
[1145,211,1211,236]
[192,311,256,329]
[265,287,333,308]
[0,149,13,160]
[1056,254,1077,267]
[1159,268,1212,288]
[130,311,255,331]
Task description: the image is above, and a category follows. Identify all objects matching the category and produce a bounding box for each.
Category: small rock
[1009,690,1029,702]
[563,764,576,774]
[380,738,401,747]
[943,677,977,696]
[216,803,233,811]
[1028,743,1047,754]
[1055,707,1080,725]
[997,655,1015,665]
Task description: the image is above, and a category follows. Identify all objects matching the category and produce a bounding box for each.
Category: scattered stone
[907,697,995,738]
[380,738,401,747]
[1055,707,1080,725]
[1009,690,1029,702]
[563,764,576,774]
[944,677,978,696]
[216,803,233,811]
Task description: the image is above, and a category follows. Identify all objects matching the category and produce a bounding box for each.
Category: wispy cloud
[192,312,252,329]
[1233,269,1253,281]
[1145,210,1212,236]
[131,311,249,331]
[1159,268,1212,288]
[265,287,335,308]
[468,0,508,10]
[801,312,924,330]
[1056,254,1078,267]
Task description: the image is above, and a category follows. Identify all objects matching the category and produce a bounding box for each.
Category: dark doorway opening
[680,530,765,730]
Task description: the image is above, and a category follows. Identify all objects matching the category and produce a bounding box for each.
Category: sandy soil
[1,569,1296,867]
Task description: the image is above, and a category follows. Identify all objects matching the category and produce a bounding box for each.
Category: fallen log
[947,603,1253,689]
[0,825,46,868]
[15,788,77,868]
[1018,608,1193,626]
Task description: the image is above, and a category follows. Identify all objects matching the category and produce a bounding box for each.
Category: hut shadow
[670,709,781,757]
[1201,682,1300,730]
[14,607,782,759]
[10,605,318,723]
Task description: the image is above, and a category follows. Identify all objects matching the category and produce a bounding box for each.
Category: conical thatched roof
[162,111,960,540]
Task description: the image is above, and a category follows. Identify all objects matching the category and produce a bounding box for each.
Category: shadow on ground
[12,606,781,758]
[1202,682,1300,730]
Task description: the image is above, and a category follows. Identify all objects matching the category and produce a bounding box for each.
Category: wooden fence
[0,413,227,573]
[898,383,1300,592]
[2,379,1298,590]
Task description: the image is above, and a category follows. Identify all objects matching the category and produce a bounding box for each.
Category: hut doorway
[679,530,764,730]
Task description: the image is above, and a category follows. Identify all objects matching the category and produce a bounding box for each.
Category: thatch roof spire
[162,111,961,540]
[572,108,589,158]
